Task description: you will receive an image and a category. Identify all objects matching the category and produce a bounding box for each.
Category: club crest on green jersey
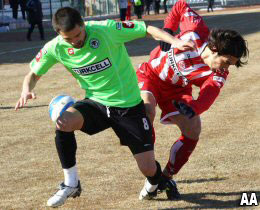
[90,39,100,49]
[116,22,122,30]
[122,21,135,28]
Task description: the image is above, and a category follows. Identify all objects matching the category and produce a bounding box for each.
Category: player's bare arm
[146,25,196,51]
[15,71,41,110]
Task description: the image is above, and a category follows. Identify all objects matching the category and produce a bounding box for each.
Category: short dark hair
[52,7,84,33]
[208,29,249,67]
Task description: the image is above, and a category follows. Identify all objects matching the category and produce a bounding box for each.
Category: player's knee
[56,111,84,132]
[180,116,201,139]
[56,117,73,132]
[190,117,201,137]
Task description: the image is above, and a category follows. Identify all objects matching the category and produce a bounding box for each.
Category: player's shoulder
[180,31,201,41]
[85,20,115,35]
[85,19,114,28]
[180,26,209,42]
[39,37,56,52]
[40,36,62,57]
[44,36,60,48]
[174,0,190,9]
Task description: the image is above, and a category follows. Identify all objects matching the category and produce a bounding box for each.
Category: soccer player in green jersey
[15,7,195,207]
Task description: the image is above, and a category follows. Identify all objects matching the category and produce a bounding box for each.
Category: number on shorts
[142,118,149,130]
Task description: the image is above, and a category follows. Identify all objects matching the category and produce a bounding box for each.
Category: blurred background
[1,0,260,32]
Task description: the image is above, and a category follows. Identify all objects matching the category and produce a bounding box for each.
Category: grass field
[0,6,260,209]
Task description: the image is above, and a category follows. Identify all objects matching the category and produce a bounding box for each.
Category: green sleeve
[30,41,59,76]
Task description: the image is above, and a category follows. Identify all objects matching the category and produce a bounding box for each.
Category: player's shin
[47,130,81,207]
[139,161,162,200]
[147,161,162,186]
[55,130,77,168]
[55,130,79,186]
[163,134,198,177]
[158,135,197,200]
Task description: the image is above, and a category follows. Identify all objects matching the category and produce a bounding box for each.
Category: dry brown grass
[0,7,259,210]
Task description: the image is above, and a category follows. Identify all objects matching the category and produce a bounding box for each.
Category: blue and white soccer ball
[48,95,76,122]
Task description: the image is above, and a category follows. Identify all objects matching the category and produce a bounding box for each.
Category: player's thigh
[169,114,201,139]
[111,101,154,153]
[56,107,84,132]
[137,63,159,123]
[141,91,157,123]
[72,99,110,135]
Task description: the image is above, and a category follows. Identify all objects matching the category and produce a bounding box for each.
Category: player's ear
[211,46,217,52]
[209,46,218,56]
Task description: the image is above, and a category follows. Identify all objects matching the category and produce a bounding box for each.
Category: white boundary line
[0,46,42,56]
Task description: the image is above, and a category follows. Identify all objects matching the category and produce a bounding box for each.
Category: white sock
[63,165,79,187]
[145,179,158,193]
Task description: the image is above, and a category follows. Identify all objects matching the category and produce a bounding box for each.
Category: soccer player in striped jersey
[136,0,249,199]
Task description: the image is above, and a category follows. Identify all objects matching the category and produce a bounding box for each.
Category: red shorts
[136,63,193,124]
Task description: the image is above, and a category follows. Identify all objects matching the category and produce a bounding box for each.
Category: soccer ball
[48,95,76,122]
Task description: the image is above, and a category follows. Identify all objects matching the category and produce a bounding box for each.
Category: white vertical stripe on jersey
[174,53,186,61]
[197,42,208,55]
[190,70,212,80]
[150,51,167,69]
[174,51,199,61]
[159,61,170,81]
[180,32,200,41]
[181,64,209,76]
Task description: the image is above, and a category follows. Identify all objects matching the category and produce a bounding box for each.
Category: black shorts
[72,99,154,155]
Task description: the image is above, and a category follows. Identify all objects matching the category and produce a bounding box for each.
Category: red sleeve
[164,0,186,31]
[187,72,229,115]
[164,0,209,41]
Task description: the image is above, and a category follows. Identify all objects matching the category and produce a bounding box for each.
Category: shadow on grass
[178,177,227,184]
[157,190,260,209]
[0,104,48,110]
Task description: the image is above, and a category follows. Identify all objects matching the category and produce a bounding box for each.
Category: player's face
[59,25,86,48]
[208,52,239,73]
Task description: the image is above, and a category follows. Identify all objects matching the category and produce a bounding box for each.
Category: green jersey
[30,20,147,107]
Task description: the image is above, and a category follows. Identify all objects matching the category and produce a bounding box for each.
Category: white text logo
[72,58,111,75]
[240,192,258,206]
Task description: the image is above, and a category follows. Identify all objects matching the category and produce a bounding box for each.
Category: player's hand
[160,28,174,52]
[173,100,195,119]
[15,92,36,110]
[175,40,196,51]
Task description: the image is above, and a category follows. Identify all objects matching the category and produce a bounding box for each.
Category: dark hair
[208,29,249,67]
[52,7,84,33]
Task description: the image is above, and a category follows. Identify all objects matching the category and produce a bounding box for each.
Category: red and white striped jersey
[147,0,211,88]
[142,0,229,115]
